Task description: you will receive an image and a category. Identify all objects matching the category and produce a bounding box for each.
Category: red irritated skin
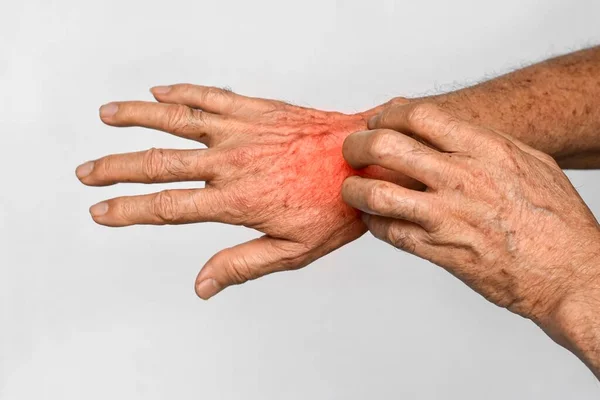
[75,84,418,299]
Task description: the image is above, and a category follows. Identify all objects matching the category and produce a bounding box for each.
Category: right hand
[342,103,600,333]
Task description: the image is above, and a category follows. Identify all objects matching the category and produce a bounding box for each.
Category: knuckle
[405,198,422,221]
[465,162,488,182]
[365,181,390,212]
[167,104,193,133]
[96,157,113,178]
[387,225,417,252]
[447,158,472,182]
[190,108,209,127]
[223,255,257,284]
[471,168,488,183]
[227,191,254,222]
[437,116,462,140]
[487,136,512,155]
[341,176,360,198]
[376,107,393,127]
[367,129,397,159]
[407,103,443,128]
[165,152,190,177]
[177,83,194,93]
[202,86,229,103]
[119,200,137,221]
[492,140,521,168]
[143,148,166,181]
[151,190,178,223]
[227,146,257,168]
[377,103,405,126]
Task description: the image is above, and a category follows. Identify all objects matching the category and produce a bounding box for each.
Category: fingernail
[99,103,118,118]
[151,86,172,95]
[196,279,221,300]
[90,202,109,217]
[368,115,379,129]
[76,161,94,179]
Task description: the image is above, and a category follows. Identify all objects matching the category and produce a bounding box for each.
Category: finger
[362,213,430,255]
[99,101,233,145]
[150,84,281,116]
[370,103,557,168]
[194,236,308,300]
[368,103,482,152]
[89,188,225,227]
[77,148,220,186]
[342,176,436,229]
[343,129,449,188]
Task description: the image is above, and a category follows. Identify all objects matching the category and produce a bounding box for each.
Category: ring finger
[90,188,228,227]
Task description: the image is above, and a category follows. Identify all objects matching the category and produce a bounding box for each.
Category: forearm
[423,46,600,168]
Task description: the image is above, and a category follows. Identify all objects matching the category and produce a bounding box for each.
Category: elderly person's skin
[342,103,600,378]
[76,47,599,297]
[76,46,600,374]
[76,88,417,300]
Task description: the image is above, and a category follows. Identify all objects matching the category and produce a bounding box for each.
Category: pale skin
[77,46,600,375]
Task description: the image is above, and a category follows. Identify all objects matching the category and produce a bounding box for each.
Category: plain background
[1,0,600,398]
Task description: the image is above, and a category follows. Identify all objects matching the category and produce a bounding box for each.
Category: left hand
[341,103,600,329]
[76,84,416,299]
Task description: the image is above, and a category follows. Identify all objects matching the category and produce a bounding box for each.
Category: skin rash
[207,109,380,246]
[77,88,418,301]
[242,113,363,236]
[251,113,410,234]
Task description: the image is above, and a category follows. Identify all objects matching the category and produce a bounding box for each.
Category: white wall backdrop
[1,0,600,398]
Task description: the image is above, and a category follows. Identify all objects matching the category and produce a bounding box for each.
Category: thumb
[194,236,309,300]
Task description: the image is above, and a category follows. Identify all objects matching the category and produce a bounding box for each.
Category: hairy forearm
[422,46,600,168]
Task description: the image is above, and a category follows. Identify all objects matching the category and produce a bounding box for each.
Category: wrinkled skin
[76,84,415,299]
[342,103,600,329]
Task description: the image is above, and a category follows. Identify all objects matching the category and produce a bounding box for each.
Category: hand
[341,103,600,329]
[76,84,416,299]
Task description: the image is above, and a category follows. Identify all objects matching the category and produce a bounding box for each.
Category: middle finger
[76,148,221,186]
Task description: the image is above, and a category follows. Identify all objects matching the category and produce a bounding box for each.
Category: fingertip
[75,161,94,181]
[99,103,118,120]
[150,85,172,96]
[341,133,353,159]
[90,201,109,217]
[342,132,367,170]
[341,174,360,189]
[195,278,222,300]
[340,178,352,202]
[88,202,113,226]
[341,175,363,205]
[367,114,380,129]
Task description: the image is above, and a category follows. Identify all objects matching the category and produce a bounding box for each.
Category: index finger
[369,103,480,152]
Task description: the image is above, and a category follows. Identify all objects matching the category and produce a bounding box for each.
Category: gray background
[1,0,600,398]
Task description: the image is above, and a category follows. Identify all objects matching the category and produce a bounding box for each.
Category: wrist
[543,243,600,375]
